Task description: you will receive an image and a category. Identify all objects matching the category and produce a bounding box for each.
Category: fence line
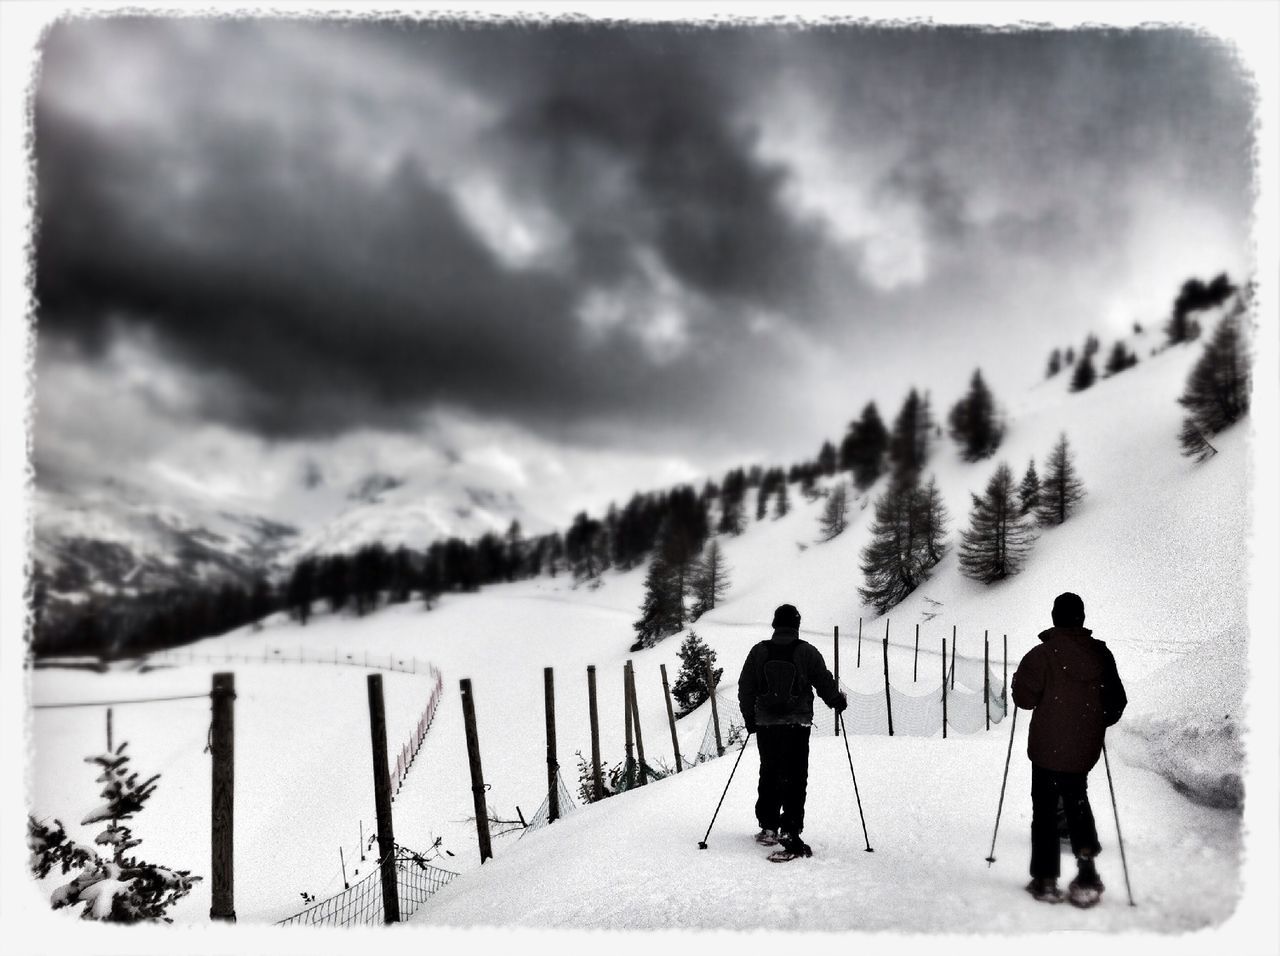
[391,667,444,800]
[146,646,429,676]
[32,692,208,710]
[275,846,457,927]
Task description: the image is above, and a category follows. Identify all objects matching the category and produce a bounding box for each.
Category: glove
[832,692,848,714]
[744,719,758,735]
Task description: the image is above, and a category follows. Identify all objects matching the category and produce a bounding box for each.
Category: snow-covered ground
[21,316,1272,949]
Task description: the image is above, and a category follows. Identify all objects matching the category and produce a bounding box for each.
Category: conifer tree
[1103,341,1138,377]
[717,469,747,535]
[841,402,889,489]
[286,557,316,625]
[1069,351,1096,392]
[28,742,200,921]
[774,479,791,518]
[959,463,1035,583]
[818,482,850,540]
[817,441,838,477]
[1035,433,1086,526]
[1046,349,1062,377]
[1018,459,1041,516]
[1065,346,1075,365]
[888,388,931,478]
[915,476,950,567]
[689,540,731,621]
[857,472,946,613]
[632,551,682,649]
[755,483,770,521]
[1177,299,1251,460]
[1167,273,1233,345]
[671,631,723,717]
[947,368,1004,461]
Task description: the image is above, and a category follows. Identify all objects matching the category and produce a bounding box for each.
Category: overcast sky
[30,17,1257,529]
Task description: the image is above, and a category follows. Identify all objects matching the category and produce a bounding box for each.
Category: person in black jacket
[1011,592,1127,907]
[738,604,847,859]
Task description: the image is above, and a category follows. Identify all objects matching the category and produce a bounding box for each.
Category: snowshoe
[754,828,780,847]
[1068,877,1104,909]
[768,833,812,862]
[1025,878,1064,904]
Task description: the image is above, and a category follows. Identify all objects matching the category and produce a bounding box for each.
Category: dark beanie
[772,604,801,629]
[1052,592,1085,627]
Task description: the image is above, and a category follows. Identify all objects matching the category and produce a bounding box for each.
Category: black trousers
[755,725,811,835]
[1030,764,1101,879]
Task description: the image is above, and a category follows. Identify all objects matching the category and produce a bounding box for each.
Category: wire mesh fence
[275,846,457,927]
[521,769,579,837]
[391,667,444,799]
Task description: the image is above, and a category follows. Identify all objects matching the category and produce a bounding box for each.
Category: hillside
[25,307,1255,938]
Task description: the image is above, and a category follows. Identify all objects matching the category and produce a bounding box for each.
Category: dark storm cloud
[33,19,843,439]
[31,18,1256,445]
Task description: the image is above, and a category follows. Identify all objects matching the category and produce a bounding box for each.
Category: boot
[753,828,780,846]
[1025,877,1064,903]
[1068,856,1105,908]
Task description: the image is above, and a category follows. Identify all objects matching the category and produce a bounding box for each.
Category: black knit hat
[1052,592,1086,627]
[772,604,801,629]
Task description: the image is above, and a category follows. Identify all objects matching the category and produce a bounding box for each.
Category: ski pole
[697,731,752,849]
[985,704,1019,865]
[1102,741,1136,906]
[838,713,874,852]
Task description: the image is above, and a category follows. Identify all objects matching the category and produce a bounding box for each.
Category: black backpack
[758,640,801,715]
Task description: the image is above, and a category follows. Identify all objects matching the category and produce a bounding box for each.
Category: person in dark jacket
[738,604,847,858]
[1012,592,1127,906]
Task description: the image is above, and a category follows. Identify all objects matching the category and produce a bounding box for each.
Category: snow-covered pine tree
[671,631,723,717]
[755,483,769,521]
[1018,459,1041,516]
[947,368,1003,462]
[689,540,731,621]
[28,742,200,921]
[818,482,850,540]
[1069,351,1096,392]
[1034,433,1086,526]
[958,463,1035,583]
[1177,297,1250,460]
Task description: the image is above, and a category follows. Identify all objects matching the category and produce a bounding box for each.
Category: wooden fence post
[366,674,400,922]
[459,678,493,864]
[857,617,862,668]
[544,667,559,823]
[106,707,113,752]
[587,665,604,798]
[833,625,840,736]
[210,673,236,922]
[706,657,724,757]
[941,640,948,740]
[950,626,957,690]
[1003,634,1009,716]
[623,664,635,788]
[984,631,990,731]
[627,662,648,786]
[882,620,894,737]
[913,624,920,683]
[660,663,683,772]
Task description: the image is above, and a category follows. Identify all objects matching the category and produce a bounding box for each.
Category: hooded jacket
[1011,626,1127,773]
[738,627,842,728]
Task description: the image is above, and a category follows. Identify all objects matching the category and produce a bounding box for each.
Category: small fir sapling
[28,742,200,922]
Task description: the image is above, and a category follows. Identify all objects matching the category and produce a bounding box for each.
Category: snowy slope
[24,312,1256,936]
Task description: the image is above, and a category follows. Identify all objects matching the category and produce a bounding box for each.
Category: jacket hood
[1037,626,1102,681]
[770,626,800,643]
